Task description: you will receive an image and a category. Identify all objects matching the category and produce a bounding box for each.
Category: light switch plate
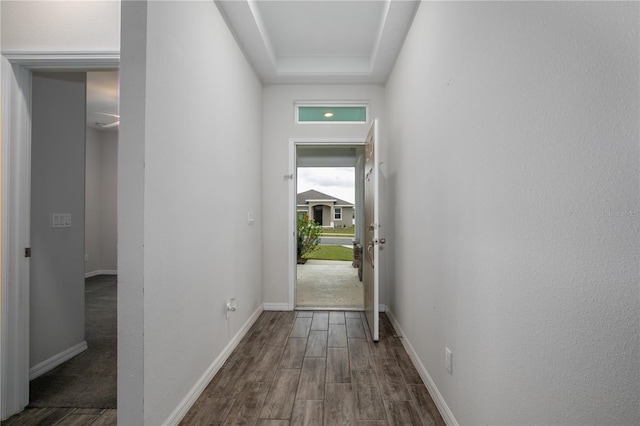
[51,213,72,228]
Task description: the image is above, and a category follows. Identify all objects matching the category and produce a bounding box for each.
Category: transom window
[297,105,367,123]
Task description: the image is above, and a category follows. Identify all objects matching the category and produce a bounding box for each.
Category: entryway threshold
[295,307,364,311]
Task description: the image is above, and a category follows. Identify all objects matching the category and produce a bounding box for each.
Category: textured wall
[99,131,118,272]
[385,2,639,424]
[119,1,263,424]
[85,127,102,274]
[262,84,386,306]
[0,1,120,52]
[85,128,118,275]
[30,72,87,368]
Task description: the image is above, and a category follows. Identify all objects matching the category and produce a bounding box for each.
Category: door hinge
[25,247,31,258]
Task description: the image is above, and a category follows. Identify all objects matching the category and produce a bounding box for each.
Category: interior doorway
[0,56,119,420]
[294,145,365,310]
[27,70,119,409]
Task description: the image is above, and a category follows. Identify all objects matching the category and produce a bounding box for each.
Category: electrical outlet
[84,254,89,262]
[445,347,453,374]
[225,298,237,320]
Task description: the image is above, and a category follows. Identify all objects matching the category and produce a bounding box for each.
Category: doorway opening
[1,59,119,421]
[294,146,365,310]
[27,70,118,409]
[27,70,119,410]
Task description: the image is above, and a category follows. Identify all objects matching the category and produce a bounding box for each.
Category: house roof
[297,189,354,206]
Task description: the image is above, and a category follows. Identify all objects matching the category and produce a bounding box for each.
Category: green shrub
[297,215,322,260]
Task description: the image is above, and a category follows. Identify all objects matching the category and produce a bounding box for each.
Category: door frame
[288,138,365,310]
[0,51,119,420]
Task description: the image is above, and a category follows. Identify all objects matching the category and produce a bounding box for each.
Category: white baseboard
[29,340,88,380]
[164,304,264,425]
[263,303,290,311]
[85,269,118,278]
[386,309,458,426]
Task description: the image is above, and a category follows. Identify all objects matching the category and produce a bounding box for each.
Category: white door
[363,118,381,341]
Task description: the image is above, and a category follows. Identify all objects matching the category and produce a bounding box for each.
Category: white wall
[30,72,87,368]
[100,131,117,272]
[119,1,263,424]
[85,127,102,274]
[262,84,385,306]
[0,0,120,52]
[85,128,118,275]
[385,2,639,424]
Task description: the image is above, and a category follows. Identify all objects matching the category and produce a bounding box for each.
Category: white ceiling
[85,1,419,129]
[87,70,119,131]
[216,0,420,84]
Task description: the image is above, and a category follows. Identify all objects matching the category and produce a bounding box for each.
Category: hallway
[181,311,444,425]
[3,1,637,424]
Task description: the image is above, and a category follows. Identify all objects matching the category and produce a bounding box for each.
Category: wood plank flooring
[2,312,444,426]
[181,311,444,426]
[1,408,116,426]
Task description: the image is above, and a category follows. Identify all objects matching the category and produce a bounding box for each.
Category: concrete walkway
[296,260,363,309]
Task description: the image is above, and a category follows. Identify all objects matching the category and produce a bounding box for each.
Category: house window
[297,210,307,220]
[297,105,367,123]
[334,207,342,220]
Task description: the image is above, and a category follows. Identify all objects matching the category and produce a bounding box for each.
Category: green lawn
[304,245,353,261]
[321,226,355,236]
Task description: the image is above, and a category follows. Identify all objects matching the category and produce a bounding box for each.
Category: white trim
[299,203,354,208]
[0,51,120,421]
[369,0,392,69]
[263,303,291,311]
[306,198,337,203]
[1,51,120,69]
[386,309,459,426]
[84,270,118,278]
[1,57,32,420]
[289,140,297,311]
[245,0,277,70]
[29,341,88,381]
[164,304,264,425]
[334,207,342,220]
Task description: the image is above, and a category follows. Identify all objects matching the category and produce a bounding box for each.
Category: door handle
[379,238,386,245]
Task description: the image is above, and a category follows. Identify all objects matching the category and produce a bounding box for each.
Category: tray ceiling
[216,0,420,84]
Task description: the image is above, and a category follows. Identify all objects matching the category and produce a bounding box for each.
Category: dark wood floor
[1,408,116,426]
[2,311,444,426]
[181,311,445,426]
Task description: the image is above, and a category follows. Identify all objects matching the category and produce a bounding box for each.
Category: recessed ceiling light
[324,112,334,118]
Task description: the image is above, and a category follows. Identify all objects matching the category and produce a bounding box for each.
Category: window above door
[296,103,367,123]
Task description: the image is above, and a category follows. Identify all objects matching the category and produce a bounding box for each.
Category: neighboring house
[297,189,354,228]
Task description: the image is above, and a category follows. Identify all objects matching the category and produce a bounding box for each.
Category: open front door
[363,118,381,341]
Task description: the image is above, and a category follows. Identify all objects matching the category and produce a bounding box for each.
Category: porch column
[330,205,335,227]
